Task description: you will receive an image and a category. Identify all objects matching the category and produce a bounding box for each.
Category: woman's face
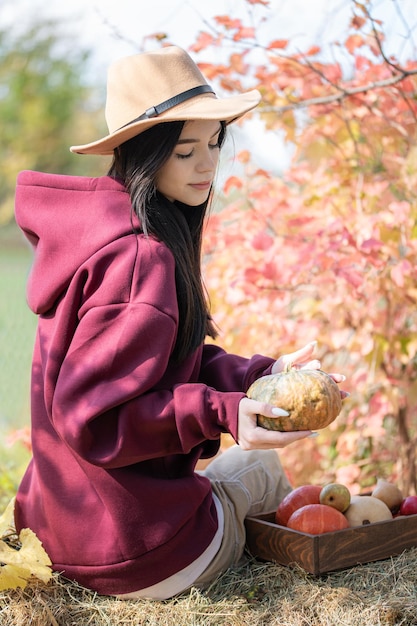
[155,119,222,205]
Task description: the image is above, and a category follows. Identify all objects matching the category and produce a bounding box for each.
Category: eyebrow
[177,124,222,145]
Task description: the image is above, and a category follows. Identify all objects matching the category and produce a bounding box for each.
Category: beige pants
[193,444,292,587]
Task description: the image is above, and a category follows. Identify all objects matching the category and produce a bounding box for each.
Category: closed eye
[176,150,193,160]
[176,142,220,160]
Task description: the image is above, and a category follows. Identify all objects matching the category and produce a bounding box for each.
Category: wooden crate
[244,511,417,576]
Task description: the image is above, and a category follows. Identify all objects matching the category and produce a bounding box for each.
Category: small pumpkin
[247,367,342,431]
[287,503,350,534]
[275,484,322,526]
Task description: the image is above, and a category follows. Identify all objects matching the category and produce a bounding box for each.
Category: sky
[4,0,417,171]
[8,0,351,70]
[8,0,416,70]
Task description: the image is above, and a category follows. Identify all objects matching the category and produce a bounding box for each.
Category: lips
[190,181,211,191]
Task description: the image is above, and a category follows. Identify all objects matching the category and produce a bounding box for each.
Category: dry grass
[1,548,417,626]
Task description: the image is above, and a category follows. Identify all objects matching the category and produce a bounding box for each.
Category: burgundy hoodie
[13,170,274,595]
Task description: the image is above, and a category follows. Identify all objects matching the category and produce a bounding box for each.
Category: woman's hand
[272,340,320,374]
[272,340,348,398]
[237,397,312,450]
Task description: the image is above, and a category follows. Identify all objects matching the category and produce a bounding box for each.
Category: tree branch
[196,1,417,114]
[262,69,417,113]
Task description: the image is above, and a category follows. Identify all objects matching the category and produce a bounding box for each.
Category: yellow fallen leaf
[0,563,31,591]
[0,499,52,591]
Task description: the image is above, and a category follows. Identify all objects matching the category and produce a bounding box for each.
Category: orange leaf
[306,45,321,56]
[190,32,215,53]
[269,39,289,50]
[234,26,256,41]
[230,53,247,74]
[355,55,370,71]
[223,176,243,194]
[350,15,366,29]
[215,16,242,29]
[345,34,365,54]
[237,150,251,164]
[197,62,221,80]
[253,168,271,178]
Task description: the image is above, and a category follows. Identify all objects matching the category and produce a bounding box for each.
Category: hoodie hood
[15,171,137,315]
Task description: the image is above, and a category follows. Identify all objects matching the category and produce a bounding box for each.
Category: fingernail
[310,340,317,347]
[272,407,290,417]
[308,432,319,438]
[339,375,346,382]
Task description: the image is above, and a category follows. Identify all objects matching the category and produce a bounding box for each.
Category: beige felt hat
[70,46,262,155]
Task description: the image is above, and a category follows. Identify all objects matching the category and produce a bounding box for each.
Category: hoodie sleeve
[49,238,245,468]
[199,344,274,392]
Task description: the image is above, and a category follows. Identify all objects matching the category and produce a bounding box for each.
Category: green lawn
[0,232,36,430]
[0,226,35,505]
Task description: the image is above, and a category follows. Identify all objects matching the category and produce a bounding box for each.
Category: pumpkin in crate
[287,503,350,534]
[246,367,342,431]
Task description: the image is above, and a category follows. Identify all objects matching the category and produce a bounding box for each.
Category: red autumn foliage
[153,0,417,495]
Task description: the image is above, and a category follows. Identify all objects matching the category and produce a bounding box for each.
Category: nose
[197,148,218,173]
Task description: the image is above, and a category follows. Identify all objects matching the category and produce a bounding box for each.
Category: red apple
[399,495,417,516]
[275,484,322,526]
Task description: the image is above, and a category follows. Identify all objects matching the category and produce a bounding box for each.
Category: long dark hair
[107,120,226,363]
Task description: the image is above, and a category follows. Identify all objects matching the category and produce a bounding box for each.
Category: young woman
[14,46,346,599]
